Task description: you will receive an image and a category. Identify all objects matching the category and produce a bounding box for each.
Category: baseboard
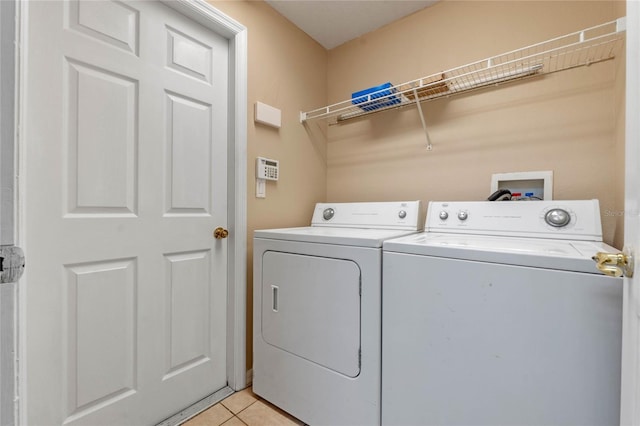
[246,368,253,386]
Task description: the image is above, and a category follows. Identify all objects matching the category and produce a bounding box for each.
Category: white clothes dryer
[382,200,623,426]
[253,201,423,426]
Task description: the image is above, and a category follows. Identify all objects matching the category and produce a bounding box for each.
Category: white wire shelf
[300,18,626,126]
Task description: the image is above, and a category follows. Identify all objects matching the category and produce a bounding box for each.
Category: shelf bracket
[414,89,432,151]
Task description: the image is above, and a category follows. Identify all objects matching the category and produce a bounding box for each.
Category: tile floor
[182,387,305,426]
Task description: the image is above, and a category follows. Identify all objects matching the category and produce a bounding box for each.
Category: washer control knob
[545,208,571,227]
[439,211,449,220]
[398,210,407,219]
[457,211,468,221]
[323,208,335,221]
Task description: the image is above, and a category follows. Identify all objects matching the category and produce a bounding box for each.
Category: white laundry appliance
[253,201,423,426]
[382,200,623,426]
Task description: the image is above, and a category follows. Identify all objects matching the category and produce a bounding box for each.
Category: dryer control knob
[398,210,407,219]
[545,208,571,227]
[323,208,335,221]
[457,211,468,221]
[439,211,449,220]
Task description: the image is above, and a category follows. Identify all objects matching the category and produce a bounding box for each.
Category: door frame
[14,0,248,420]
[622,1,639,424]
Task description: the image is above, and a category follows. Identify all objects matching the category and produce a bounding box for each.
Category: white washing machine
[382,200,623,426]
[253,201,423,426]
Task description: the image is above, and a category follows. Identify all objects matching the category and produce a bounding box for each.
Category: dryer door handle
[271,285,279,312]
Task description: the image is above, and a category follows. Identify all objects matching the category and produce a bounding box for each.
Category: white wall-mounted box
[254,101,281,128]
[491,171,553,200]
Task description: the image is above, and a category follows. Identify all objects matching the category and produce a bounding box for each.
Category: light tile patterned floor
[182,388,305,426]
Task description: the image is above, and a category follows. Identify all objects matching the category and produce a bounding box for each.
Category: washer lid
[255,226,419,248]
[383,232,617,274]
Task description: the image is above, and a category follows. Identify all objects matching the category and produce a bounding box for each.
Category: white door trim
[622,1,640,424]
[15,2,248,422]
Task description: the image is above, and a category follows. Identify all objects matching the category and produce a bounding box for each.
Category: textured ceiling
[264,0,439,50]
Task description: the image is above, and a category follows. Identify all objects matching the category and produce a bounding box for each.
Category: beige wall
[209,0,328,371]
[327,0,624,246]
[208,0,626,376]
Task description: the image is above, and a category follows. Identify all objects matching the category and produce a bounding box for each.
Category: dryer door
[261,251,361,377]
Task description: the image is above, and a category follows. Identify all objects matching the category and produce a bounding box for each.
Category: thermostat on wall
[256,157,279,181]
[491,171,553,200]
[255,157,279,199]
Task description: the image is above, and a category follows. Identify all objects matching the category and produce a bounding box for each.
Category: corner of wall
[210,0,329,372]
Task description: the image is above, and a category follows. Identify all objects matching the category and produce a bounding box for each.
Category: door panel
[68,0,139,55]
[65,259,137,417]
[623,1,640,424]
[166,92,212,214]
[164,250,212,377]
[65,59,138,214]
[23,1,229,424]
[166,26,212,83]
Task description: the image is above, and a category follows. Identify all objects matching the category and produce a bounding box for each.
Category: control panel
[255,157,279,199]
[426,200,603,241]
[256,157,279,181]
[311,201,423,230]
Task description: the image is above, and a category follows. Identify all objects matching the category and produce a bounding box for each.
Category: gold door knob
[592,246,634,278]
[213,227,229,239]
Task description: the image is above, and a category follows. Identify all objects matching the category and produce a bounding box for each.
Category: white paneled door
[21,1,229,424]
[622,1,640,425]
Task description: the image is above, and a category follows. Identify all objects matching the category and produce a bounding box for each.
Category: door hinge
[358,349,362,368]
[0,246,25,284]
[359,277,362,296]
[592,246,634,278]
